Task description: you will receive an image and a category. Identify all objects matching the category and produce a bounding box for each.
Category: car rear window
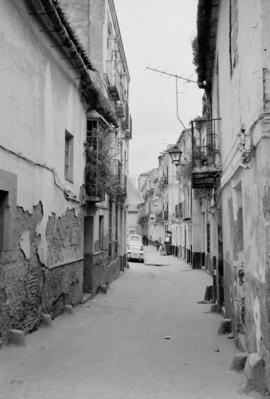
[128,235,141,242]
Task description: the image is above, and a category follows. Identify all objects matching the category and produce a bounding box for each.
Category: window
[99,215,104,251]
[87,120,98,155]
[87,120,98,136]
[65,130,74,182]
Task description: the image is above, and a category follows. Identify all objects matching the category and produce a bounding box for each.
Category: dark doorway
[0,191,8,251]
[83,216,94,293]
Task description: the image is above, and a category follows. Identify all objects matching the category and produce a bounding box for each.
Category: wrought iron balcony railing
[115,100,125,118]
[125,115,132,139]
[85,179,105,202]
[106,59,122,101]
[84,133,106,202]
[191,118,221,189]
[191,118,220,170]
[121,102,129,130]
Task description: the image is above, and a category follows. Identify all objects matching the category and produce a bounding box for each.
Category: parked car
[127,241,144,262]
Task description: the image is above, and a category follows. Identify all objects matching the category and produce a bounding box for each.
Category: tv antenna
[146,66,197,130]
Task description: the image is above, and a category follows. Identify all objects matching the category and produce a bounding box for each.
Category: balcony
[106,59,122,101]
[121,103,133,139]
[121,102,129,130]
[106,159,127,201]
[115,100,125,118]
[84,135,105,202]
[191,118,221,189]
[125,116,132,140]
[84,179,105,202]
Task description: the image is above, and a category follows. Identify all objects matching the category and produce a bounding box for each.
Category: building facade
[138,136,196,262]
[195,0,270,389]
[0,0,130,343]
[59,0,131,296]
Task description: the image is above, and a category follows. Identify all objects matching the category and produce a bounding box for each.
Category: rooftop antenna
[146,66,197,130]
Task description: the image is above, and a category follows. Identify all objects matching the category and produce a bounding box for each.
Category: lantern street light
[168,145,182,165]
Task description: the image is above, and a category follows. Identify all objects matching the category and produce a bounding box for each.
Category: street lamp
[168,145,182,165]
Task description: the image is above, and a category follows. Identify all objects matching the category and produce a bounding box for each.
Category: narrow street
[0,247,261,399]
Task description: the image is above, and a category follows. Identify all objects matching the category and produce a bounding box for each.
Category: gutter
[26,0,118,126]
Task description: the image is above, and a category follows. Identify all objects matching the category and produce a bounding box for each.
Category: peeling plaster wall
[243,139,270,359]
[211,0,270,376]
[221,141,270,349]
[0,1,86,339]
[0,1,86,264]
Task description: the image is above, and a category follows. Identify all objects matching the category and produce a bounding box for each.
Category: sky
[114,0,202,181]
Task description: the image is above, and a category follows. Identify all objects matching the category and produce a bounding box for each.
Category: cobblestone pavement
[0,246,263,399]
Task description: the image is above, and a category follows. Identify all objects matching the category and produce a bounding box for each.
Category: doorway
[83,216,94,293]
[0,191,8,251]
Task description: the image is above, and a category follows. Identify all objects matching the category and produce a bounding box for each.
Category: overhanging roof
[25,0,118,126]
[87,110,111,127]
[196,0,220,88]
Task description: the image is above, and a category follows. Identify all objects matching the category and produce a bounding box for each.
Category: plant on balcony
[84,128,127,202]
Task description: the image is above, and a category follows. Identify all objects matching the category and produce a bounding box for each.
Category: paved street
[0,247,262,399]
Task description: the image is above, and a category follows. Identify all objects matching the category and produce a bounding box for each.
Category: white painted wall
[209,0,270,356]
[214,0,263,179]
[0,1,86,266]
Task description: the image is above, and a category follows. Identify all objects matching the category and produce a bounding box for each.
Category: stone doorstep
[80,293,93,304]
[230,352,248,371]
[244,352,267,393]
[64,304,74,314]
[40,313,52,327]
[210,303,218,313]
[217,318,232,335]
[8,329,25,346]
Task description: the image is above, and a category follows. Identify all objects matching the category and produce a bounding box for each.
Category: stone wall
[0,202,84,343]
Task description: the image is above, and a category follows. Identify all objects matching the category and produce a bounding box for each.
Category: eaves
[25,0,118,126]
[196,0,220,89]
